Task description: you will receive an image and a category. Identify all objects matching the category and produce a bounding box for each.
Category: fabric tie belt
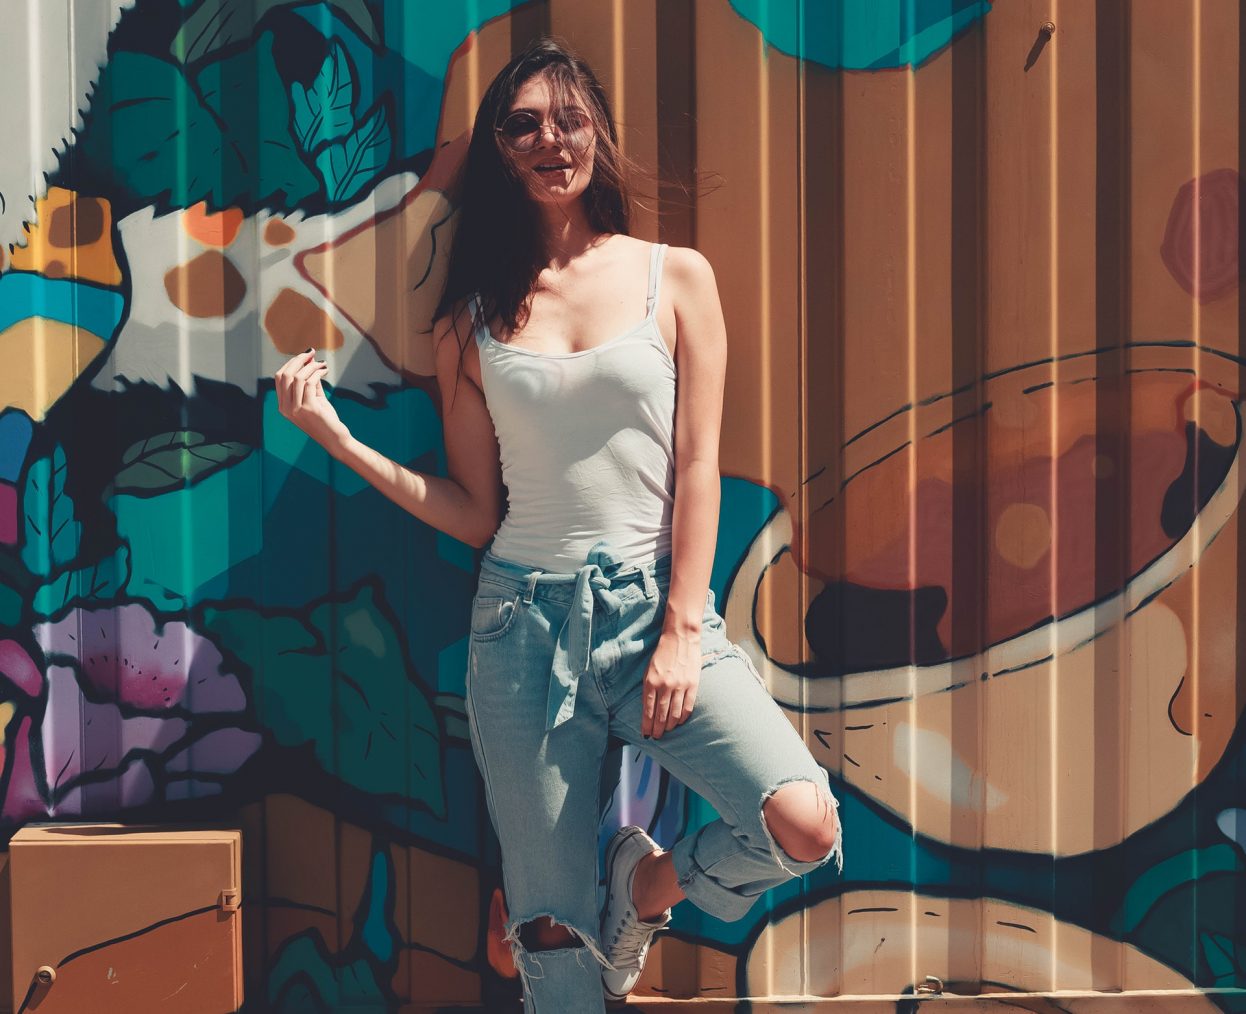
[544,542,651,732]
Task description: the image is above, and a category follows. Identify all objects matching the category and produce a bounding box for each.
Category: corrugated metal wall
[0,0,1243,1009]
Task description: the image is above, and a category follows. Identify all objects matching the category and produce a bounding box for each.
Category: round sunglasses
[495,108,594,153]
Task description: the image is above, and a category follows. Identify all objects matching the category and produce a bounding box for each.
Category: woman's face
[500,73,597,207]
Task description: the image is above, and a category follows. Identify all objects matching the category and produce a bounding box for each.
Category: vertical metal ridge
[904,24,921,991]
[950,8,987,993]
[510,0,550,53]
[1092,0,1131,991]
[1046,0,1063,986]
[656,0,695,248]
[1235,0,1246,967]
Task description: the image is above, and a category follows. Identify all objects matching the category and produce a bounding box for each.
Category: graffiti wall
[0,0,1243,1009]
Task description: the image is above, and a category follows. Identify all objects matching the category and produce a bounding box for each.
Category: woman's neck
[537,200,603,268]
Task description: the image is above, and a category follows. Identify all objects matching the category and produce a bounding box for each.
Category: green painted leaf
[0,583,23,627]
[197,31,321,208]
[1200,931,1242,987]
[267,937,383,1012]
[79,37,319,212]
[171,0,381,64]
[32,546,131,619]
[78,51,243,209]
[21,445,80,579]
[314,99,391,204]
[201,582,444,816]
[291,42,355,153]
[113,430,252,496]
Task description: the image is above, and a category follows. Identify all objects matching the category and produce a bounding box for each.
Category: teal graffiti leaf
[728,0,991,70]
[78,37,320,212]
[267,936,383,1012]
[314,99,391,204]
[291,42,355,153]
[1200,932,1242,987]
[113,431,252,497]
[197,31,321,208]
[78,51,242,209]
[172,0,381,65]
[201,581,444,817]
[32,546,131,619]
[21,444,80,579]
[0,584,23,628]
[1110,844,1242,935]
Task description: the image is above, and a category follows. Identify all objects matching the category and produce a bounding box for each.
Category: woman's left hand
[642,629,701,740]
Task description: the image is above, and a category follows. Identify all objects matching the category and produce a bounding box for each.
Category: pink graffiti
[1160,168,1240,303]
[38,602,246,713]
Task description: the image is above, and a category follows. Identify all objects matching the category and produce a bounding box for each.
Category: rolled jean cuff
[669,836,761,924]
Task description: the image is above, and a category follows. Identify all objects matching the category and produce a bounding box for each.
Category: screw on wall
[1025,21,1056,71]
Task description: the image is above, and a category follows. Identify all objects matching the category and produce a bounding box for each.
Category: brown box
[9,825,242,1013]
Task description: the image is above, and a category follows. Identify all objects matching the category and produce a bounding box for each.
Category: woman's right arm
[278,314,504,548]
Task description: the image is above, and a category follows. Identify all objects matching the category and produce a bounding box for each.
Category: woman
[274,36,842,1014]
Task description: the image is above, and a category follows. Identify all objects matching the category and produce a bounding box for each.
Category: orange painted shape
[486,886,517,979]
[7,187,122,287]
[263,218,296,247]
[163,251,247,318]
[182,201,244,248]
[264,288,344,353]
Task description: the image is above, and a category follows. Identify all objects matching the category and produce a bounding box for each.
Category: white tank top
[473,242,675,573]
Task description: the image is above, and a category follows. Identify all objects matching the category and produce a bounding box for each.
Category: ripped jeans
[464,541,843,1013]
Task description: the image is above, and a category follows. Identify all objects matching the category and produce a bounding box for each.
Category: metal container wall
[0,0,1242,1009]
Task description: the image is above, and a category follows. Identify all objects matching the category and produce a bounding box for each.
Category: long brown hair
[434,37,634,355]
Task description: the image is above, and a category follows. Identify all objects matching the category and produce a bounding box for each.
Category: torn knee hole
[518,916,579,950]
[761,778,843,866]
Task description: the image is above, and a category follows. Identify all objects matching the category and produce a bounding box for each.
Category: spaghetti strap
[645,243,667,318]
[468,292,489,349]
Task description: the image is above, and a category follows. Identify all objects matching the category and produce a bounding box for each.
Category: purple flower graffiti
[41,602,248,713]
[0,602,260,822]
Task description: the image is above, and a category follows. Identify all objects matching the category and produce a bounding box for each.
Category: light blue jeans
[464,541,843,1013]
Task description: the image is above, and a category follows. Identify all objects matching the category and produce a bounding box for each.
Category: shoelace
[611,910,664,965]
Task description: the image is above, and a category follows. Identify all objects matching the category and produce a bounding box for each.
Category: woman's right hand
[275,349,351,453]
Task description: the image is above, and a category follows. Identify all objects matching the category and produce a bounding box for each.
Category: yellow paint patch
[9,187,122,287]
[994,502,1051,570]
[0,319,107,420]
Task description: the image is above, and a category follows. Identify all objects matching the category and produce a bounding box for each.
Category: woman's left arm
[642,246,727,740]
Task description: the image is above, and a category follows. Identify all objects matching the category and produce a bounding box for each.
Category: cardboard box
[10,825,242,1013]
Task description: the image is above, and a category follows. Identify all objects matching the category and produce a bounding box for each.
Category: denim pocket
[470,594,520,641]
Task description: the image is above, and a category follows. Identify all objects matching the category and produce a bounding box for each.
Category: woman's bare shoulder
[661,246,718,309]
[432,297,476,351]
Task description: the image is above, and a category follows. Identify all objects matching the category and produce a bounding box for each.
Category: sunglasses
[495,109,595,153]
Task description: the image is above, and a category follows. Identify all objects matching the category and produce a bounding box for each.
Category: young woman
[275,37,842,1014]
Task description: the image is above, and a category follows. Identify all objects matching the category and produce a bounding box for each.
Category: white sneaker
[600,825,671,1002]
